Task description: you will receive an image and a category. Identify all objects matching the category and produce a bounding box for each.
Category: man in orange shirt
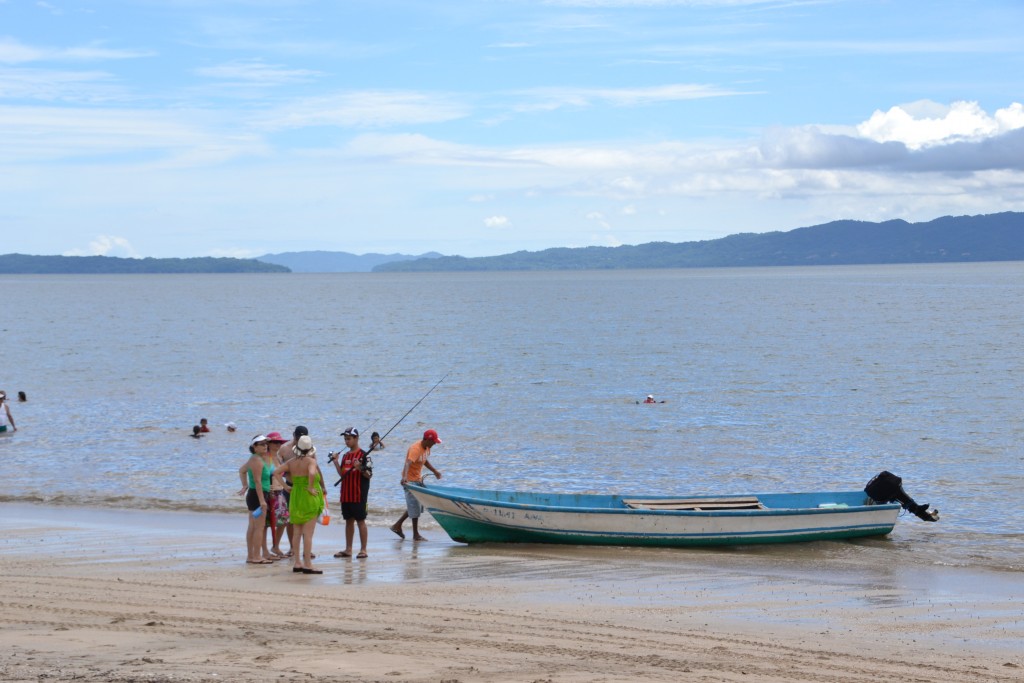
[389,429,442,541]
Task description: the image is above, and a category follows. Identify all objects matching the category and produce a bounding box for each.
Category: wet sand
[0,503,1021,682]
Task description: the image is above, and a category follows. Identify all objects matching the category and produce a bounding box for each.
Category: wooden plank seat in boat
[622,496,765,511]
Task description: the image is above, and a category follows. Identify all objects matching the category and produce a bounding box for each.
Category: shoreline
[1,503,1021,682]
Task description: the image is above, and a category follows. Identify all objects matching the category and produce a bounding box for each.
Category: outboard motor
[865,471,939,522]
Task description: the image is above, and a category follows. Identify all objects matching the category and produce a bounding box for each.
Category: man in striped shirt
[331,427,372,559]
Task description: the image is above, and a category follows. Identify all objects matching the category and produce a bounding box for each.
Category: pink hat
[422,429,441,444]
[265,431,287,443]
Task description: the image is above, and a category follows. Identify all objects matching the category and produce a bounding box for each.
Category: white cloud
[256,91,470,130]
[0,105,265,165]
[63,235,140,258]
[592,233,623,247]
[343,133,482,164]
[36,1,62,16]
[209,247,262,259]
[0,37,154,64]
[341,103,1024,181]
[756,101,1024,172]
[195,59,322,86]
[995,103,1024,130]
[193,97,1024,182]
[514,83,755,112]
[546,1,789,6]
[586,211,611,229]
[484,215,511,228]
[0,67,124,102]
[857,100,1024,150]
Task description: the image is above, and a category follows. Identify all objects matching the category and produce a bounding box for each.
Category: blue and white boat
[405,474,937,547]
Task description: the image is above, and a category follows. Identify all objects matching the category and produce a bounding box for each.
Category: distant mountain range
[257,250,443,272]
[0,254,288,274]
[374,212,1024,272]
[4,212,1021,274]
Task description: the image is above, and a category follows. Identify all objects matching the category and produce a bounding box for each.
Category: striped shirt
[339,449,368,503]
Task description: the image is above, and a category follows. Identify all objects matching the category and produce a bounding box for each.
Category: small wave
[0,492,233,515]
[0,494,432,526]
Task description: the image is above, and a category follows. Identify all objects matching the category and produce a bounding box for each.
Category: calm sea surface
[2,264,1022,572]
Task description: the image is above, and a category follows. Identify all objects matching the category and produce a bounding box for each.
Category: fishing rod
[331,371,450,486]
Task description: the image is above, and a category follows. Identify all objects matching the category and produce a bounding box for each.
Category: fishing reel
[326,451,340,463]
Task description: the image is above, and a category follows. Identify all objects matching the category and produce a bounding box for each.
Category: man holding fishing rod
[328,427,372,559]
[390,429,443,541]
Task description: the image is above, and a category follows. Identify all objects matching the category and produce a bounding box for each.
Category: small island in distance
[0,254,290,274]
[2,212,1021,274]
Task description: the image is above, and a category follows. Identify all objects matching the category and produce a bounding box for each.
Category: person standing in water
[0,391,17,434]
[390,429,442,541]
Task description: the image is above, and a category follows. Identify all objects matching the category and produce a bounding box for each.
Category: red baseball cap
[422,429,442,444]
[265,431,288,443]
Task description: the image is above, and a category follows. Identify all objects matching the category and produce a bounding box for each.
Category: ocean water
[2,263,1022,572]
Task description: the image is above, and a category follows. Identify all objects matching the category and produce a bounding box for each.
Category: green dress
[289,475,325,525]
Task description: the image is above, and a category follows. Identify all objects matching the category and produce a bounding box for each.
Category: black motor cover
[864,471,938,522]
[865,470,904,503]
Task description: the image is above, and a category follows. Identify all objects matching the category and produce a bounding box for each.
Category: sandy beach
[1,504,1020,683]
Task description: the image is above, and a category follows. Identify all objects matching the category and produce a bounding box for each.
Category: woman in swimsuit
[237,435,273,564]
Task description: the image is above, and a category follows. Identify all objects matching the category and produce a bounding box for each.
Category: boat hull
[407,484,901,547]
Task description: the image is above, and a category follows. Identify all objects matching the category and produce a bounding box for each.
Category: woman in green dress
[273,434,326,574]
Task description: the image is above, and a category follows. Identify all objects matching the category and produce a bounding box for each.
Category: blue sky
[2,0,1023,258]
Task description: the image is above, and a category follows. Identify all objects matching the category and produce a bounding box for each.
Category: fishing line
[332,371,450,486]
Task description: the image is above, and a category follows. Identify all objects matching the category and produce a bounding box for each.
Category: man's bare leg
[357,520,368,556]
[390,513,407,539]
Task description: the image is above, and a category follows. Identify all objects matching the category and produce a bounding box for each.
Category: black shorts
[245,488,261,512]
[341,501,367,521]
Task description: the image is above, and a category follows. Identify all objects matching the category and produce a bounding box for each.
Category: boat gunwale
[405,484,902,518]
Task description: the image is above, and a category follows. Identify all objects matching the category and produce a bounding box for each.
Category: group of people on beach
[237,425,442,575]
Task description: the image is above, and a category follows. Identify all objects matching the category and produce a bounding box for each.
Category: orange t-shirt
[404,441,431,482]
